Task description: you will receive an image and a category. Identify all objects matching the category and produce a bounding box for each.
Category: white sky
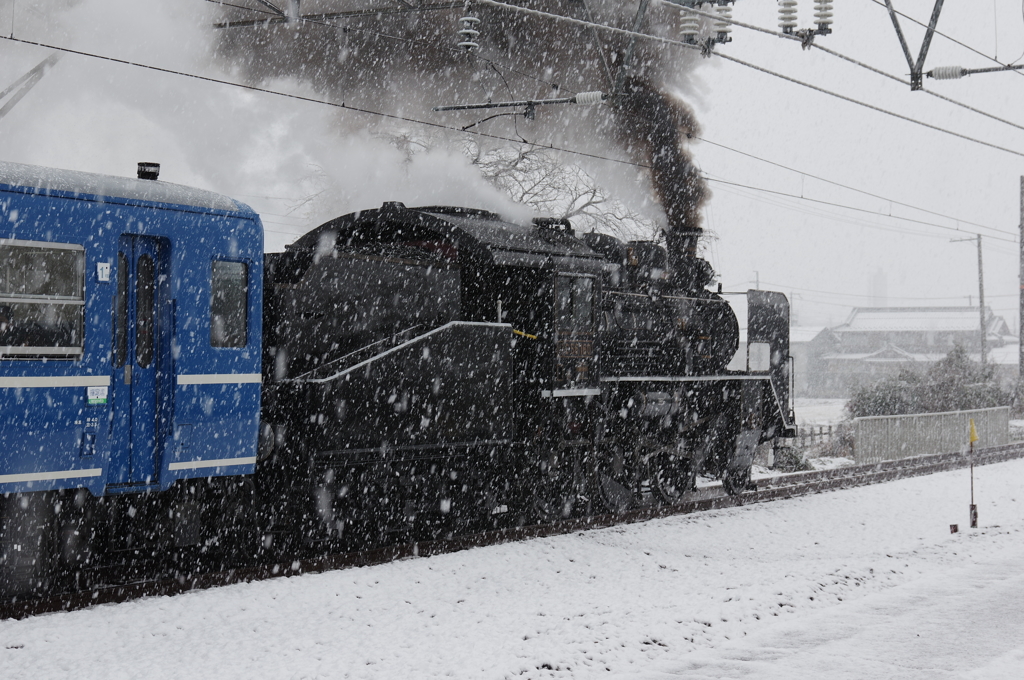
[1,0,1023,330]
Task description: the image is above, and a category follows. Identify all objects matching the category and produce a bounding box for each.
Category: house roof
[822,344,1021,366]
[833,306,1009,335]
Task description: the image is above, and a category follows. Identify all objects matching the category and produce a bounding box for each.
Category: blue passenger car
[0,161,263,497]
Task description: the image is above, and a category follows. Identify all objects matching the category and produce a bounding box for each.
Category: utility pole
[977,234,986,367]
[1019,177,1024,401]
[884,0,945,90]
[951,234,986,366]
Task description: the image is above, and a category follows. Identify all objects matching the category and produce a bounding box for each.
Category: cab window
[555,275,594,334]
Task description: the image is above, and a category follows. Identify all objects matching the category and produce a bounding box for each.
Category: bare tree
[464,141,660,242]
[290,132,663,245]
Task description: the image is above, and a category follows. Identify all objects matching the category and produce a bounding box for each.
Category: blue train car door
[109,235,171,487]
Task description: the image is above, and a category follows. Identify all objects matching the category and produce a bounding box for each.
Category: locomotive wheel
[592,439,636,514]
[651,442,696,504]
[532,446,582,522]
[314,467,389,551]
[722,466,753,496]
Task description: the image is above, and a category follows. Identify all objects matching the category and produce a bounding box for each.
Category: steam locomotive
[0,162,793,600]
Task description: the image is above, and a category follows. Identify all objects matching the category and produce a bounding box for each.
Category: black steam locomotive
[257,203,793,548]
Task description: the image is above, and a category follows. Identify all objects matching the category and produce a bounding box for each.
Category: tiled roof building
[805,307,1017,397]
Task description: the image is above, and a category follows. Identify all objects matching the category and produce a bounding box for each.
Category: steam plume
[213,1,711,281]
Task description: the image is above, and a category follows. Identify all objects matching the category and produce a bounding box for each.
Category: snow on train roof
[0,161,249,213]
[420,210,603,261]
[292,204,607,272]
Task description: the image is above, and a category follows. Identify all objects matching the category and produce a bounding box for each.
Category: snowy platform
[3,459,1023,679]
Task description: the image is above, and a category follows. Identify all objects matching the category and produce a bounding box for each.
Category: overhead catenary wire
[707,178,1005,246]
[697,136,1017,241]
[866,0,1024,78]
[653,0,1024,134]
[210,0,1024,152]
[0,35,652,171]
[663,0,1024,134]
[209,0,1024,161]
[467,0,1024,158]
[706,175,1018,245]
[728,280,1022,302]
[204,0,570,96]
[1,34,1019,249]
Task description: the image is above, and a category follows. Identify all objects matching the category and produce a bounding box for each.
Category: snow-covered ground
[3,459,1023,679]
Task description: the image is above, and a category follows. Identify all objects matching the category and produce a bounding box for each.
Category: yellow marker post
[968,418,978,528]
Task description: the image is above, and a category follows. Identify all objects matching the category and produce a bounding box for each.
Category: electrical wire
[1,33,1019,248]
[467,0,1024,158]
[0,35,652,171]
[708,177,958,241]
[706,176,1018,245]
[204,0,571,96]
[697,136,1017,240]
[730,280,1019,302]
[659,0,1024,134]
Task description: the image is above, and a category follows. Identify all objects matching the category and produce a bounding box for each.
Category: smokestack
[613,77,711,291]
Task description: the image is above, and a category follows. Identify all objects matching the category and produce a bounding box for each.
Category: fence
[852,406,1010,464]
[796,425,837,449]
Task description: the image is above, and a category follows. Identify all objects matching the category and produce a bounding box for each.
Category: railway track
[4,441,1023,621]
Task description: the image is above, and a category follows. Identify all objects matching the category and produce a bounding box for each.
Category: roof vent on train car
[381,201,407,211]
[137,162,160,180]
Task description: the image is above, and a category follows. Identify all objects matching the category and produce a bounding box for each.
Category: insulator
[929,65,966,80]
[714,4,732,42]
[573,91,604,105]
[680,10,699,44]
[779,0,798,33]
[814,0,833,30]
[458,14,481,52]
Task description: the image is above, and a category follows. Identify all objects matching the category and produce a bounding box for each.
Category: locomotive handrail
[599,374,774,382]
[291,323,425,381]
[605,290,731,303]
[297,321,513,384]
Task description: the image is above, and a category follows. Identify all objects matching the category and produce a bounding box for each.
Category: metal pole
[969,437,977,528]
[612,0,651,97]
[977,234,986,366]
[1019,177,1024,401]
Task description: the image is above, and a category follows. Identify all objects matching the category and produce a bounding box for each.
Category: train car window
[113,251,128,368]
[210,260,248,348]
[555,275,594,334]
[136,254,155,368]
[0,240,85,358]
